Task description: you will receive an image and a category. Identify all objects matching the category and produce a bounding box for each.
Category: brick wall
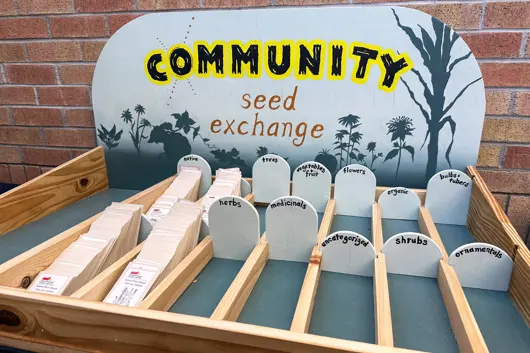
[1,0,530,243]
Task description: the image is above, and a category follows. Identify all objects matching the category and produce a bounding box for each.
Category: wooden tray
[0,147,529,353]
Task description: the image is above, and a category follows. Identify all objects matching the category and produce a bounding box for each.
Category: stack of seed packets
[104,200,202,307]
[28,203,143,296]
[201,168,241,225]
[145,166,202,224]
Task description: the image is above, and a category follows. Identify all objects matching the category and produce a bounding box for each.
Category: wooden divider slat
[373,254,393,347]
[508,247,530,327]
[211,235,269,321]
[0,331,100,353]
[418,207,448,260]
[372,203,383,253]
[0,176,175,288]
[140,237,213,311]
[0,147,108,236]
[437,261,489,353]
[318,199,335,242]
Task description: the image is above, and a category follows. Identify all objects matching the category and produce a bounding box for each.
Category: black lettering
[330,44,344,77]
[146,53,168,83]
[352,46,378,79]
[169,47,193,77]
[267,44,291,76]
[197,44,224,75]
[380,53,409,89]
[231,44,259,75]
[298,44,322,76]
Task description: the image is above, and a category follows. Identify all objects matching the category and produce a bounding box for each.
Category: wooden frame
[0,147,529,353]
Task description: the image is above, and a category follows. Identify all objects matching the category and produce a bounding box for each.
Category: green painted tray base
[330,215,372,242]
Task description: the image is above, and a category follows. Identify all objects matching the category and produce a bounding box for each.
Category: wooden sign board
[92,6,485,190]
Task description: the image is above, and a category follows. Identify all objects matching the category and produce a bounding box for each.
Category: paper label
[147,207,170,223]
[104,267,159,307]
[29,274,71,295]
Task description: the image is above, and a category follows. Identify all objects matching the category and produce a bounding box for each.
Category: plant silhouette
[148,122,191,161]
[392,9,482,181]
[365,142,384,171]
[121,104,151,155]
[384,116,415,181]
[211,148,248,168]
[97,124,122,152]
[333,130,349,168]
[256,146,289,161]
[337,114,363,165]
[315,149,338,173]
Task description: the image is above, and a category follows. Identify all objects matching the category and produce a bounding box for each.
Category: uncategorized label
[321,233,369,247]
[394,234,428,246]
[342,166,366,175]
[269,198,307,210]
[30,274,71,295]
[439,171,469,187]
[454,246,503,259]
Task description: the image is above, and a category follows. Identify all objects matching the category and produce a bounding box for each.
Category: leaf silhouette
[440,115,456,167]
[384,149,399,162]
[393,141,399,147]
[193,126,200,140]
[403,145,415,161]
[203,138,210,143]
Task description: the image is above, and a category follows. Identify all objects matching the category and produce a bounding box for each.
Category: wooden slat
[318,199,335,242]
[140,237,213,311]
[244,193,255,204]
[211,235,268,321]
[70,243,144,301]
[0,286,425,353]
[437,261,489,353]
[290,246,322,333]
[466,166,524,258]
[373,254,393,347]
[372,203,383,253]
[0,176,175,288]
[0,331,100,353]
[508,247,530,327]
[418,207,448,260]
[0,147,108,236]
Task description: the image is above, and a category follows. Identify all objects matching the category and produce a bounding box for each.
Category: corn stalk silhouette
[392,9,482,181]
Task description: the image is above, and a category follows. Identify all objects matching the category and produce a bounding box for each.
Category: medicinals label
[269,198,307,210]
[395,234,428,246]
[454,246,503,259]
[439,171,469,187]
[296,163,326,177]
[321,232,369,247]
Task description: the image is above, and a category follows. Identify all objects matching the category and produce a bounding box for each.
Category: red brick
[0,164,11,183]
[514,92,530,116]
[12,107,63,127]
[485,90,511,115]
[485,2,530,29]
[0,127,42,145]
[408,3,482,30]
[81,41,106,61]
[5,64,57,84]
[479,169,530,194]
[22,147,71,166]
[8,165,26,184]
[37,87,91,106]
[0,86,36,105]
[0,146,21,163]
[276,0,346,4]
[459,32,522,59]
[507,195,530,238]
[204,0,270,8]
[25,165,41,180]
[44,128,96,148]
[482,118,530,143]
[40,166,54,173]
[0,108,10,125]
[477,144,502,167]
[493,193,508,212]
[504,146,530,169]
[481,63,530,88]
[0,43,27,62]
[71,149,91,158]
[59,64,95,84]
[18,0,73,14]
[76,0,134,12]
[51,16,107,38]
[65,109,94,127]
[108,14,143,36]
[28,41,83,62]
[0,1,17,16]
[138,0,201,10]
[0,18,49,39]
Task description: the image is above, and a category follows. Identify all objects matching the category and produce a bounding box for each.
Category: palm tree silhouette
[338,114,361,164]
[121,105,152,154]
[384,116,415,181]
[333,130,348,168]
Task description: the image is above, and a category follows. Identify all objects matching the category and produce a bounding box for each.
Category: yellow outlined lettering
[265,40,294,80]
[294,40,325,80]
[167,43,195,80]
[194,40,227,79]
[327,40,347,81]
[144,49,170,85]
[376,50,413,92]
[349,42,381,85]
[228,40,262,79]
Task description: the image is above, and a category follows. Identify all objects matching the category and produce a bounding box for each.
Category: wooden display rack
[0,147,529,353]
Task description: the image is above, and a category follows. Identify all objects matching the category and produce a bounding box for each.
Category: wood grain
[244,193,255,205]
[211,236,268,321]
[0,147,108,236]
[0,176,175,289]
[418,207,448,260]
[0,286,425,353]
[290,246,322,333]
[508,247,530,327]
[318,199,335,242]
[0,331,100,353]
[372,203,383,253]
[437,261,489,353]
[373,254,393,347]
[140,237,213,311]
[466,166,525,258]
